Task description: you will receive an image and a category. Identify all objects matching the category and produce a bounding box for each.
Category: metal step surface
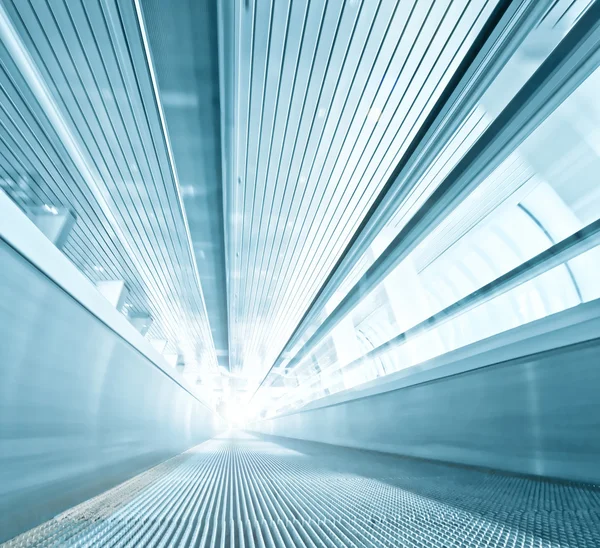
[4,432,600,547]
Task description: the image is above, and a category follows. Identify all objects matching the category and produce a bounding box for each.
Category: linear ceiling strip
[262,0,492,365]
[251,0,600,401]
[262,0,540,373]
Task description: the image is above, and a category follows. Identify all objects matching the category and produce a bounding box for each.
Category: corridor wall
[0,240,221,542]
[250,301,600,485]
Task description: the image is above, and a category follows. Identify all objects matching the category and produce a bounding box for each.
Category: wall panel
[0,241,221,542]
[251,308,600,485]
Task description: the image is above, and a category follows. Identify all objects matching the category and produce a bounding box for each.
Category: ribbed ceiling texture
[0,0,219,380]
[223,0,500,382]
[0,0,593,409]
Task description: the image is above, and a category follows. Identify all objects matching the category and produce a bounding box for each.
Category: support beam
[149,338,168,354]
[164,352,183,369]
[96,280,128,312]
[25,206,76,250]
[129,313,152,336]
[321,219,600,381]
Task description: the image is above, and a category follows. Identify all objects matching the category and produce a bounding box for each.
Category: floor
[5,432,600,547]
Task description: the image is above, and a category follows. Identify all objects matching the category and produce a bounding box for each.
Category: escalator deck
[5,433,600,547]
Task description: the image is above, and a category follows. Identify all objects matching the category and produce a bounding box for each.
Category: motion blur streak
[1,0,600,546]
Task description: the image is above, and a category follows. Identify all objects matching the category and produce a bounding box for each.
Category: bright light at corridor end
[220,401,249,428]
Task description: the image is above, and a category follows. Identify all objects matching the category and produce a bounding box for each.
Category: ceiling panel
[249,0,599,410]
[247,0,596,400]
[4,0,591,410]
[0,0,218,381]
[225,0,500,380]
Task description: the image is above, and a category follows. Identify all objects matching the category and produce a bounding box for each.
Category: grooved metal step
[5,432,600,547]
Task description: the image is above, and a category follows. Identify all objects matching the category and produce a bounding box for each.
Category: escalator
[7,432,600,547]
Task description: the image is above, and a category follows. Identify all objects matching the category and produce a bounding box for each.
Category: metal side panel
[0,240,222,543]
[250,314,600,485]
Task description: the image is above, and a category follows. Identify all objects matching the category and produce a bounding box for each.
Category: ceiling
[0,0,220,389]
[221,0,501,385]
[0,0,594,408]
